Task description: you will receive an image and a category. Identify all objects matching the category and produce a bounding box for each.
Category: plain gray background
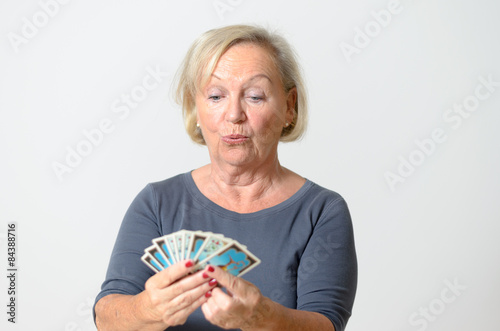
[1,0,499,330]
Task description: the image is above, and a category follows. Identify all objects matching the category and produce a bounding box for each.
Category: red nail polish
[208,266,215,272]
[202,272,209,279]
[205,291,212,298]
[209,278,217,286]
[185,261,193,268]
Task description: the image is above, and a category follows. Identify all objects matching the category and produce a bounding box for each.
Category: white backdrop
[1,1,499,330]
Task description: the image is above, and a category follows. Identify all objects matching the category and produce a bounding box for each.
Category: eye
[208,95,222,102]
[247,94,264,103]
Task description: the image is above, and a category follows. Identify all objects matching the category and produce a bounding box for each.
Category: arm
[254,298,335,331]
[201,196,356,331]
[296,196,357,331]
[94,183,218,329]
[95,292,163,331]
[200,266,334,331]
[95,262,218,330]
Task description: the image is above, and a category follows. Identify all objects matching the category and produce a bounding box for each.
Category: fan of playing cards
[141,230,261,277]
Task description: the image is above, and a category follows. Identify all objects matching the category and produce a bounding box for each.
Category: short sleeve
[93,184,161,320]
[296,196,357,331]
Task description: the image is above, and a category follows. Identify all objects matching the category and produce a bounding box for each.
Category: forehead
[210,43,280,83]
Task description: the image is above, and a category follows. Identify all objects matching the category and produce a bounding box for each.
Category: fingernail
[205,290,212,298]
[208,266,215,272]
[209,278,217,286]
[185,260,193,268]
[202,272,210,279]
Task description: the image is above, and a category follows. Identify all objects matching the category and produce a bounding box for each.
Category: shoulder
[149,172,187,189]
[147,172,193,195]
[131,172,193,209]
[281,167,344,204]
[303,179,347,208]
[297,179,351,228]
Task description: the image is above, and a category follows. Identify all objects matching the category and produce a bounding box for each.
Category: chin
[220,150,256,166]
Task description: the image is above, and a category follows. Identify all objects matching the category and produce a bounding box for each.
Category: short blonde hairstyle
[174,24,308,145]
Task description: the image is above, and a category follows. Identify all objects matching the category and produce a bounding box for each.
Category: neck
[207,155,285,203]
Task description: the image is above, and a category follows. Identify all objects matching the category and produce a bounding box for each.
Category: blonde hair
[174,24,308,145]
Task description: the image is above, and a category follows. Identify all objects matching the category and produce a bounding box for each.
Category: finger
[166,274,218,313]
[201,301,213,322]
[201,297,226,326]
[147,259,196,289]
[208,287,233,312]
[163,289,213,327]
[204,265,249,297]
[162,270,206,299]
[144,271,205,313]
[145,271,218,324]
[202,291,237,330]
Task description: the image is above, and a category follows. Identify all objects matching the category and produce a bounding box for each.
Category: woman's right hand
[140,261,218,328]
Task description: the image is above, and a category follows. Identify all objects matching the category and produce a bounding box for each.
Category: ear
[194,107,200,127]
[285,87,297,124]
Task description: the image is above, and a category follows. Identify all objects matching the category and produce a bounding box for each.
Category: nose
[225,96,246,124]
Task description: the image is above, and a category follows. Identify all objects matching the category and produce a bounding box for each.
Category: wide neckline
[182,171,314,221]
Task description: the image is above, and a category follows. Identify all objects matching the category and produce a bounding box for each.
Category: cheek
[253,114,283,145]
[198,110,222,133]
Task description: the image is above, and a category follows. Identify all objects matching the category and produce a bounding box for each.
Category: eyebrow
[211,73,272,83]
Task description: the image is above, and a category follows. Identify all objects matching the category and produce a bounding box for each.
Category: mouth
[221,134,249,144]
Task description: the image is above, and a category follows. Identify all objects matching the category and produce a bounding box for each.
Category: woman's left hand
[201,266,274,330]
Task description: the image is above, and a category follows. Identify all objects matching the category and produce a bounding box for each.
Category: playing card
[164,234,180,263]
[175,231,185,261]
[152,237,176,266]
[145,244,170,268]
[142,230,260,278]
[195,241,261,277]
[192,233,230,263]
[183,231,194,261]
[187,231,211,262]
[141,252,163,273]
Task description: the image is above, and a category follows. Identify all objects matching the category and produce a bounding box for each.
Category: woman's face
[196,43,296,170]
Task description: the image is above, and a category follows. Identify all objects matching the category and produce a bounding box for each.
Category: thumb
[204,265,248,296]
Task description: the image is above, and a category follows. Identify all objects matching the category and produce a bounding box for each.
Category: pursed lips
[221,134,249,144]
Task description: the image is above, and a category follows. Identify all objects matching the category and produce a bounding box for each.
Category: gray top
[95,172,357,331]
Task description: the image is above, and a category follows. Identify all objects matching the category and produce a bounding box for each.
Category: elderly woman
[94,25,357,330]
